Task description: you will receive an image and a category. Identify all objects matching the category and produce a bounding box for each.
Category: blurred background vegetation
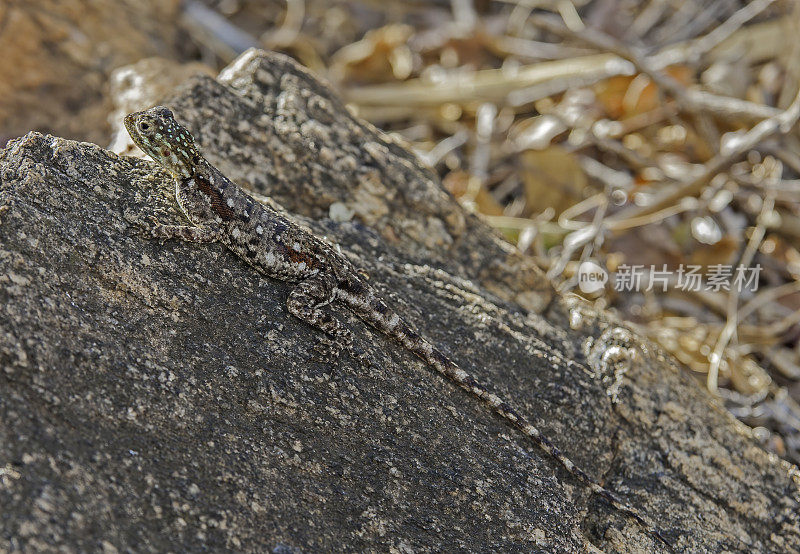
[2,0,800,464]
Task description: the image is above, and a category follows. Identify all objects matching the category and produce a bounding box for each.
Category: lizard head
[125,106,202,179]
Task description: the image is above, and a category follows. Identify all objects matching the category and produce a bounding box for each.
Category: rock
[0,0,184,146]
[1,49,799,553]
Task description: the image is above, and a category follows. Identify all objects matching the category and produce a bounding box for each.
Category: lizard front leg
[286,275,354,362]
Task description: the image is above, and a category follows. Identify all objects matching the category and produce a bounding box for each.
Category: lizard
[124,105,672,549]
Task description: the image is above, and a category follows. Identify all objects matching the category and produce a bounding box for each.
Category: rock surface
[0,0,185,146]
[1,49,799,553]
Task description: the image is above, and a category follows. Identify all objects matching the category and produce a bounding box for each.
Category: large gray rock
[1,49,798,553]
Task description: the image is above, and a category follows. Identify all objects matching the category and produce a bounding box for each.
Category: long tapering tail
[345,291,672,549]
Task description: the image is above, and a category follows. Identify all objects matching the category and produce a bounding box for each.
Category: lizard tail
[351,295,672,550]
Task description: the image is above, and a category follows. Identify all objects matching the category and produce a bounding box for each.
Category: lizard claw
[348,344,370,368]
[310,340,345,364]
[309,340,369,368]
[122,211,159,239]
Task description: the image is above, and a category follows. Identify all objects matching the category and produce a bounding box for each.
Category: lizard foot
[347,343,370,368]
[310,337,346,364]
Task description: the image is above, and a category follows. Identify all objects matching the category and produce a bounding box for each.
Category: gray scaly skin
[125,106,671,549]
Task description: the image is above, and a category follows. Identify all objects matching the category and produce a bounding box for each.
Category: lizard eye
[138,121,150,132]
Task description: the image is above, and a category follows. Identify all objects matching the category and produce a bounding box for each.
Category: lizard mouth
[123,113,139,141]
[124,112,153,156]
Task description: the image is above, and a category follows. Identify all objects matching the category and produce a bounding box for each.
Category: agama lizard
[125,106,671,549]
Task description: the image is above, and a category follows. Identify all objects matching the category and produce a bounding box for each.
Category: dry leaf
[442,170,504,216]
[330,24,415,84]
[596,66,693,119]
[519,146,588,216]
